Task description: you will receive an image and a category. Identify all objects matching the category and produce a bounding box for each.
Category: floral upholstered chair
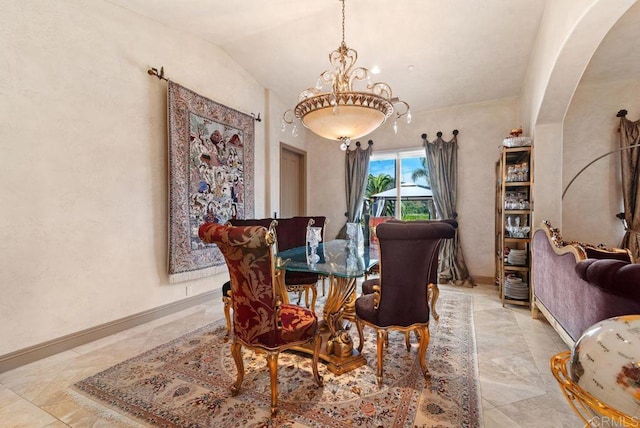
[355,221,455,386]
[221,217,328,340]
[221,218,273,341]
[198,222,323,416]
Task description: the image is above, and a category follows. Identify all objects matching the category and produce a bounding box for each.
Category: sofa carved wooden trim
[532,221,640,347]
[539,220,632,261]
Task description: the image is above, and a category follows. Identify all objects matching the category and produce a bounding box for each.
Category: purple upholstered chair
[362,219,458,322]
[355,221,455,386]
[199,222,323,416]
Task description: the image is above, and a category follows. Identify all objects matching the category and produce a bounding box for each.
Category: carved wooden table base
[292,275,366,374]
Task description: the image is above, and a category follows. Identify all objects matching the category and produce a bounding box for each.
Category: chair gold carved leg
[286,284,318,313]
[404,332,411,351]
[230,341,244,396]
[312,333,323,386]
[222,294,232,342]
[428,283,440,321]
[308,285,317,313]
[376,329,387,387]
[417,326,431,380]
[266,352,279,416]
[355,319,365,352]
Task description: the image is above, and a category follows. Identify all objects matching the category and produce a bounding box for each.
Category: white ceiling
[108,0,638,115]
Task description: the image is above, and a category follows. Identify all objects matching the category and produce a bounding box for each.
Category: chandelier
[282,0,411,150]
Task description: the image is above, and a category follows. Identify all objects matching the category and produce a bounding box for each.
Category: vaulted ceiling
[108,0,639,115]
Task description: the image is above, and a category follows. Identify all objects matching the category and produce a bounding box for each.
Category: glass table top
[276,239,378,278]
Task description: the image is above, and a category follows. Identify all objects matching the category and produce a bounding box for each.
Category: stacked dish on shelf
[507,249,527,266]
[502,128,532,148]
[504,275,529,300]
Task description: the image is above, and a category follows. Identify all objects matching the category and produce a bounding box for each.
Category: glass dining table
[276,239,378,374]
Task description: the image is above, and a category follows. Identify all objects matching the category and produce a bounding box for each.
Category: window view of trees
[365,152,433,221]
[366,171,395,217]
[401,199,432,220]
[411,158,429,188]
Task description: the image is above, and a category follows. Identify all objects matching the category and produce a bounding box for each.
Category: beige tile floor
[0,282,582,427]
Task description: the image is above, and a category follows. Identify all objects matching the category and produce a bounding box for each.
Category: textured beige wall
[266,92,311,218]
[0,1,266,355]
[308,98,518,279]
[520,0,635,131]
[519,0,636,238]
[531,123,563,229]
[562,79,640,245]
[520,0,595,133]
[306,132,348,239]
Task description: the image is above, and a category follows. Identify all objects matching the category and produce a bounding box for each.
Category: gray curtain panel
[619,115,640,259]
[423,132,473,286]
[338,141,372,239]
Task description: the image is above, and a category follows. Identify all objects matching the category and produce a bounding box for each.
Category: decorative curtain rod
[353,140,373,147]
[147,66,168,81]
[147,66,262,122]
[421,130,459,140]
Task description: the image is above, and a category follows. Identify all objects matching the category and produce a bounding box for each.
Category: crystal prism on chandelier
[282,0,411,150]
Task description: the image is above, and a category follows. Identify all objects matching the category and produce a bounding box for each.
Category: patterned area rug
[75,289,480,427]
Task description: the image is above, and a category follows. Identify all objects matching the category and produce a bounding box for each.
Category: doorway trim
[279,142,307,217]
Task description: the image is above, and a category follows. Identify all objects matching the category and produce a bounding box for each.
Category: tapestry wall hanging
[167,81,254,283]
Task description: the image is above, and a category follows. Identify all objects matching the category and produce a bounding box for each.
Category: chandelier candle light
[282,0,411,150]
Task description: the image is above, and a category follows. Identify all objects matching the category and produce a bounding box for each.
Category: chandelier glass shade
[282,0,410,149]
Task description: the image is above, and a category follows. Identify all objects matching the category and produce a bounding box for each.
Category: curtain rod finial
[147,66,167,81]
[618,109,628,118]
[437,131,443,138]
[453,129,459,135]
[421,133,427,139]
[368,140,373,145]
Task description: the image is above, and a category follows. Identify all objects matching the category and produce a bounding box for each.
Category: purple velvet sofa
[532,221,640,347]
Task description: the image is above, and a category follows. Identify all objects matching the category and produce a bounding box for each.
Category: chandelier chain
[341,0,346,46]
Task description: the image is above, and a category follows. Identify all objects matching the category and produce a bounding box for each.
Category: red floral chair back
[198,223,279,345]
[198,222,323,416]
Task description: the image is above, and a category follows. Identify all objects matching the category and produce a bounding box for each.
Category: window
[366,148,433,221]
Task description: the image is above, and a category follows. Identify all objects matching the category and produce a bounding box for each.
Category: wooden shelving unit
[496,146,534,307]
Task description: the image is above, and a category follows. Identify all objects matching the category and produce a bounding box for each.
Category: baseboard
[0,290,219,374]
[471,276,495,286]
